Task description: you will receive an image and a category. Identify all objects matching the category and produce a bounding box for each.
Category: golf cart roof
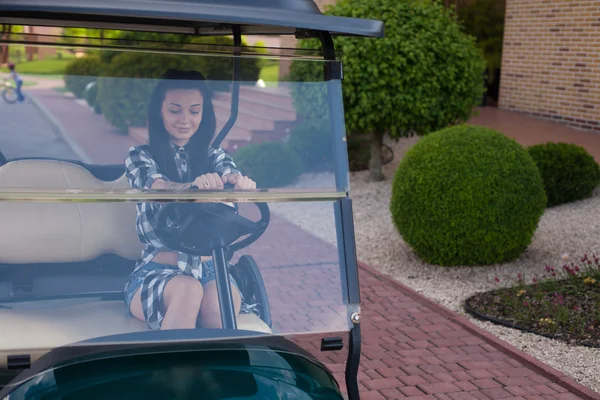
[0,0,384,38]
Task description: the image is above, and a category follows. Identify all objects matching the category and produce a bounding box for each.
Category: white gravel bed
[270,136,600,394]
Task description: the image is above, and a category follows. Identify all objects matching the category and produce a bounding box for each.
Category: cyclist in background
[7,63,25,103]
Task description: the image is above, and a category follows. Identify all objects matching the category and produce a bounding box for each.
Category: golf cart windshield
[0,32,358,360]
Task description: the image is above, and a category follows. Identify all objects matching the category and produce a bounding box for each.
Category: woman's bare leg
[129,275,204,330]
[197,280,242,329]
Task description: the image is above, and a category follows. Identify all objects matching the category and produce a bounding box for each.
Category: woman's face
[161,88,204,146]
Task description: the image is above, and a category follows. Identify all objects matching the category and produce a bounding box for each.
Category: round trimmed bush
[390,125,547,266]
[233,142,302,188]
[63,54,102,98]
[83,81,101,114]
[287,120,333,172]
[527,142,600,207]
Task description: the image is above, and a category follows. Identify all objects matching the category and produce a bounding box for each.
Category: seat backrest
[0,160,143,264]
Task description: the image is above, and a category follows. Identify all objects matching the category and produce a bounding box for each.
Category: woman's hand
[222,174,256,189]
[192,173,224,190]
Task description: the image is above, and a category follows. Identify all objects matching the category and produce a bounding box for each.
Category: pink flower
[575,266,580,272]
[545,265,552,272]
[523,301,530,307]
[517,273,523,280]
[494,276,500,283]
[551,272,556,277]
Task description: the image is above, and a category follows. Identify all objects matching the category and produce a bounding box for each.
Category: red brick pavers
[29,88,138,165]
[287,262,600,400]
[469,107,600,163]
[248,213,599,400]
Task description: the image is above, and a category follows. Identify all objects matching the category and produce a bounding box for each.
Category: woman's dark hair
[147,68,216,182]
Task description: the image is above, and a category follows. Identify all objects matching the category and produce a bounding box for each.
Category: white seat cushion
[0,300,272,367]
[0,159,143,263]
[0,160,273,366]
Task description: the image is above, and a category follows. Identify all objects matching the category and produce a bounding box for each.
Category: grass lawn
[0,57,70,76]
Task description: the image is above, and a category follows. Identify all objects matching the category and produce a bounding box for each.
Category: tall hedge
[96,53,199,133]
[289,0,486,180]
[63,54,102,98]
[95,34,262,133]
[390,125,547,266]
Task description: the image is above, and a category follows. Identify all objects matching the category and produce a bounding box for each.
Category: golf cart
[0,1,383,398]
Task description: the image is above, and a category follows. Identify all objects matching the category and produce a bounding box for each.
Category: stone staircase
[211,84,298,152]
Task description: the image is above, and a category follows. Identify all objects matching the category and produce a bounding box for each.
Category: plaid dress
[124,143,240,329]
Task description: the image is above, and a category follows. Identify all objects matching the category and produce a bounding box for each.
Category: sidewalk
[253,212,599,400]
[469,107,600,162]
[291,262,600,400]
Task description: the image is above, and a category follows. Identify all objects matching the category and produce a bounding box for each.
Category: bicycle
[1,78,19,104]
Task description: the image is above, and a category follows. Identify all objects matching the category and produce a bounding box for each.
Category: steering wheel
[153,185,270,257]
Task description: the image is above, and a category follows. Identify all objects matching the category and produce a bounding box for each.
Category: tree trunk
[1,25,13,64]
[369,130,385,181]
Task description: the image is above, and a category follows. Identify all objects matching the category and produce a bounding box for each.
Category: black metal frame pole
[317,31,362,400]
[212,245,238,330]
[209,24,241,331]
[211,24,241,149]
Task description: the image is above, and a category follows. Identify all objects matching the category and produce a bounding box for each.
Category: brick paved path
[242,211,598,400]
[470,107,600,162]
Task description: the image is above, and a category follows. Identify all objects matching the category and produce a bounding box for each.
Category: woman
[124,68,256,330]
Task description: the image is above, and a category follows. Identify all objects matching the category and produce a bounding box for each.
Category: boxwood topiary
[287,120,333,172]
[527,142,600,207]
[390,125,547,266]
[232,142,302,188]
[63,54,102,98]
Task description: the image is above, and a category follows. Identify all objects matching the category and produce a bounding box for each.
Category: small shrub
[390,124,547,266]
[527,142,600,207]
[287,121,333,172]
[233,142,302,188]
[63,54,102,98]
[83,81,101,114]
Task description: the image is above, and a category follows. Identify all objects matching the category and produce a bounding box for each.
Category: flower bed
[465,253,600,347]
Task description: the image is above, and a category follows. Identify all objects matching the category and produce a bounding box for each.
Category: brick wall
[499,0,600,132]
[279,0,338,79]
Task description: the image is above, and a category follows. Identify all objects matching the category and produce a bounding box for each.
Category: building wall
[279,0,338,78]
[499,0,600,131]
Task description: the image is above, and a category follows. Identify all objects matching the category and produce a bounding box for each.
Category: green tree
[454,0,506,86]
[289,0,486,181]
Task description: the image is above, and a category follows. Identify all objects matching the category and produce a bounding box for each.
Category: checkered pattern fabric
[124,143,240,329]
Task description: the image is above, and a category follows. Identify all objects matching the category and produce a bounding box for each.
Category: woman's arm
[150,179,192,190]
[125,146,187,252]
[209,147,241,178]
[125,145,171,190]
